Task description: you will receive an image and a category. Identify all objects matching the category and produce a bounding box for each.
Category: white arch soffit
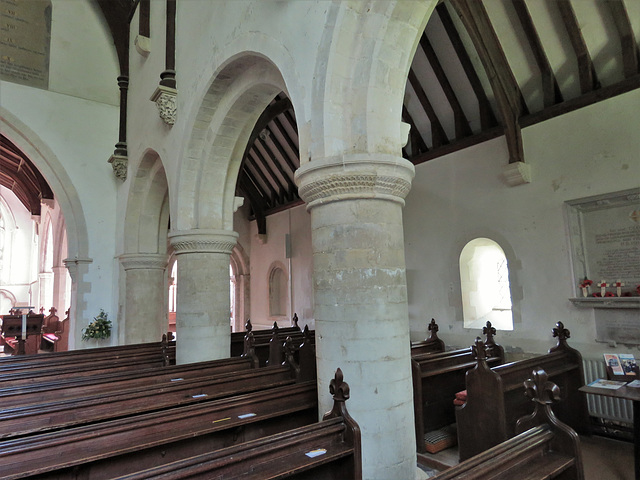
[175,53,288,232]
[311,0,435,159]
[124,150,169,254]
[0,108,88,260]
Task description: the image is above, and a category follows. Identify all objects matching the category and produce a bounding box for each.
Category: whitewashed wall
[404,88,640,360]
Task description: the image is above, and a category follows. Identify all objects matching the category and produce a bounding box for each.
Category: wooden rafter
[245,153,278,205]
[449,0,525,164]
[557,0,599,94]
[419,34,472,139]
[436,3,497,131]
[606,0,639,79]
[512,0,563,107]
[407,70,448,147]
[263,126,298,175]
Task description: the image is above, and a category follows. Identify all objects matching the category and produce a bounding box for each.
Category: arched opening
[459,238,513,330]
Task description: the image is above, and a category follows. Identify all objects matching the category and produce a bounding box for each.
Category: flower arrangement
[82,309,112,341]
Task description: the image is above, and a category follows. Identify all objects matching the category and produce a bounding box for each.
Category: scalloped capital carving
[295,154,415,210]
[168,229,238,255]
[119,253,169,271]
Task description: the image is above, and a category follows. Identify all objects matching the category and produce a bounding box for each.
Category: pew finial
[524,368,561,405]
[329,368,350,402]
[471,336,486,361]
[552,321,570,341]
[245,318,253,332]
[292,313,299,329]
[272,321,279,331]
[428,318,438,334]
[241,331,259,368]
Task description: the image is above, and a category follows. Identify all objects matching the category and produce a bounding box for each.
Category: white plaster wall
[404,88,640,361]
[243,204,313,330]
[48,0,119,105]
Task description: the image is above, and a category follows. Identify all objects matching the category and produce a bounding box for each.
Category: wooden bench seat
[412,322,505,453]
[0,356,254,408]
[0,337,174,368]
[0,363,298,438]
[0,381,319,479]
[455,322,589,461]
[111,369,361,480]
[433,369,584,480]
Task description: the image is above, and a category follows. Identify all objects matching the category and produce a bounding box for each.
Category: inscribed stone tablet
[0,0,51,89]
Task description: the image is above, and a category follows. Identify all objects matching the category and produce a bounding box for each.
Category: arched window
[459,238,513,330]
[269,265,287,318]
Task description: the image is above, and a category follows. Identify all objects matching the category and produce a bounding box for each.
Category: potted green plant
[82,309,112,341]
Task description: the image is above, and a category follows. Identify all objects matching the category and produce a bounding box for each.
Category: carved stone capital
[502,161,531,186]
[119,253,169,271]
[150,85,177,125]
[294,154,415,210]
[168,229,238,255]
[63,256,93,282]
[108,154,128,181]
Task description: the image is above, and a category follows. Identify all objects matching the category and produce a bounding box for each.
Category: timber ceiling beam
[512,0,563,107]
[606,0,639,79]
[419,34,472,139]
[407,70,448,148]
[449,0,525,164]
[557,0,599,94]
[436,3,497,131]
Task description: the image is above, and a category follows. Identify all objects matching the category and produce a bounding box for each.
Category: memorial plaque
[0,0,51,89]
[595,309,640,345]
[566,189,640,297]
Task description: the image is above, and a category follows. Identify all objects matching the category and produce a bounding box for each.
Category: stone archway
[170,54,289,364]
[0,108,90,350]
[120,150,170,344]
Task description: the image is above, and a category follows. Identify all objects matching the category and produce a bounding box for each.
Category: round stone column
[119,253,169,344]
[295,154,416,480]
[168,229,238,364]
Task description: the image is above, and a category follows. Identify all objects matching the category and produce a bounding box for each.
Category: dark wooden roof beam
[263,126,298,174]
[557,0,599,94]
[449,0,525,164]
[419,34,472,139]
[512,0,563,107]
[251,146,288,205]
[606,0,639,78]
[436,3,497,131]
[407,70,448,148]
[271,117,300,165]
[245,154,279,205]
[255,139,297,200]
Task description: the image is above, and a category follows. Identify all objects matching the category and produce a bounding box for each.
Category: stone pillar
[63,256,93,350]
[295,154,416,480]
[168,229,237,364]
[119,253,169,344]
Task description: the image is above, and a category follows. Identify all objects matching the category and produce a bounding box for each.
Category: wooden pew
[433,369,584,480]
[109,368,362,480]
[0,356,255,408]
[0,335,175,371]
[0,381,319,479]
[455,322,589,461]
[412,322,505,453]
[411,318,445,356]
[230,316,301,357]
[0,330,316,438]
[0,337,175,388]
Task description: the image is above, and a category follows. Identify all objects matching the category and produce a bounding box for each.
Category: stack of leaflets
[604,353,637,376]
[587,379,626,389]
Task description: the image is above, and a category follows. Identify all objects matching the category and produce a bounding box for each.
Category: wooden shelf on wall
[570,297,640,309]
